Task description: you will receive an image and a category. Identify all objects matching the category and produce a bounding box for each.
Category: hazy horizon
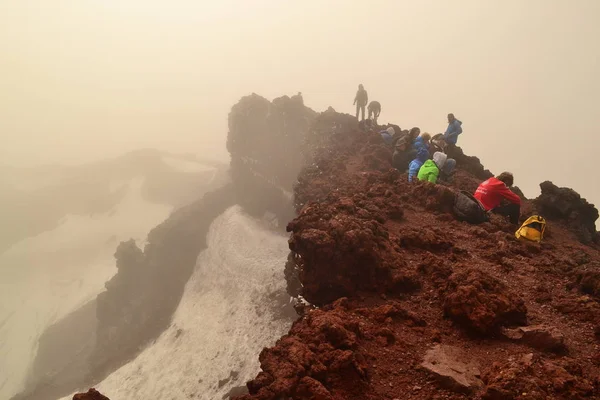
[2,0,599,203]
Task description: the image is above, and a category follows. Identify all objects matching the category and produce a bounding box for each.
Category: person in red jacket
[474,172,521,224]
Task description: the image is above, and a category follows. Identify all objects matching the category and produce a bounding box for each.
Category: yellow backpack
[515,215,546,242]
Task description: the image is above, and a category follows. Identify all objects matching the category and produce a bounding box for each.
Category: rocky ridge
[74,101,599,399]
[235,110,600,399]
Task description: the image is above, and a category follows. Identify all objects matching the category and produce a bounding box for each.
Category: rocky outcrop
[534,181,599,244]
[238,299,370,400]
[236,107,600,399]
[72,389,110,400]
[286,195,419,305]
[227,93,318,223]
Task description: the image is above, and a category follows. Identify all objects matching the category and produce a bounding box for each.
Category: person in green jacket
[418,151,449,183]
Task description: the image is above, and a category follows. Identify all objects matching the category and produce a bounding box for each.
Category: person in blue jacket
[408,132,431,181]
[444,113,462,145]
[413,132,431,153]
[379,126,396,145]
[408,146,430,182]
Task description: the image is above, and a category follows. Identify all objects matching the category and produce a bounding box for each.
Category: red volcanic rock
[503,325,567,353]
[443,268,527,334]
[287,198,420,305]
[420,345,483,393]
[482,354,595,399]
[237,302,370,400]
[233,108,600,400]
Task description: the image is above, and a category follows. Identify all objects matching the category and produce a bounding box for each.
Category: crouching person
[474,172,521,224]
[408,147,430,182]
[417,152,455,184]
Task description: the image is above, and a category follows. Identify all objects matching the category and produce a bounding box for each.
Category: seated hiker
[417,151,449,183]
[393,128,425,172]
[430,133,447,155]
[368,101,381,124]
[392,133,413,171]
[438,158,457,182]
[379,126,396,145]
[413,132,431,153]
[443,113,463,146]
[474,172,522,224]
[408,146,430,182]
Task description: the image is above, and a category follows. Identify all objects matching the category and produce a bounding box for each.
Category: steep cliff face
[237,112,600,399]
[91,184,238,378]
[227,93,318,223]
[24,95,329,400]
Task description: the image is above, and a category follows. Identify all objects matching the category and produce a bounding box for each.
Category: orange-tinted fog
[1,0,599,203]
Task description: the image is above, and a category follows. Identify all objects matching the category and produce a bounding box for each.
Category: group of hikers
[353,84,523,227]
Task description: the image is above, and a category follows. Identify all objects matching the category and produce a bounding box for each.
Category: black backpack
[453,190,489,224]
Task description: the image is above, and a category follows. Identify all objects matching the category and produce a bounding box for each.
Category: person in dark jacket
[353,84,368,121]
[444,113,463,145]
[392,132,413,171]
[474,172,521,224]
[368,101,381,124]
[392,128,422,172]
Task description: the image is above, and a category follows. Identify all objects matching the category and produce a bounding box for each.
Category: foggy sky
[1,0,599,204]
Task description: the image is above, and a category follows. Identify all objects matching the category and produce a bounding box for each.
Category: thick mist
[1,0,599,202]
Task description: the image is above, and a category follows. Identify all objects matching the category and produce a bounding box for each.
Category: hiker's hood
[433,152,447,168]
[386,127,395,136]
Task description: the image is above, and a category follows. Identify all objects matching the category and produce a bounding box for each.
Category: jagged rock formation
[227,93,318,223]
[236,110,600,399]
[534,180,600,244]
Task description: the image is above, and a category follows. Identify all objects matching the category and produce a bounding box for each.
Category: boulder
[443,268,527,334]
[503,325,567,353]
[420,345,483,393]
[534,181,599,244]
[73,389,110,400]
